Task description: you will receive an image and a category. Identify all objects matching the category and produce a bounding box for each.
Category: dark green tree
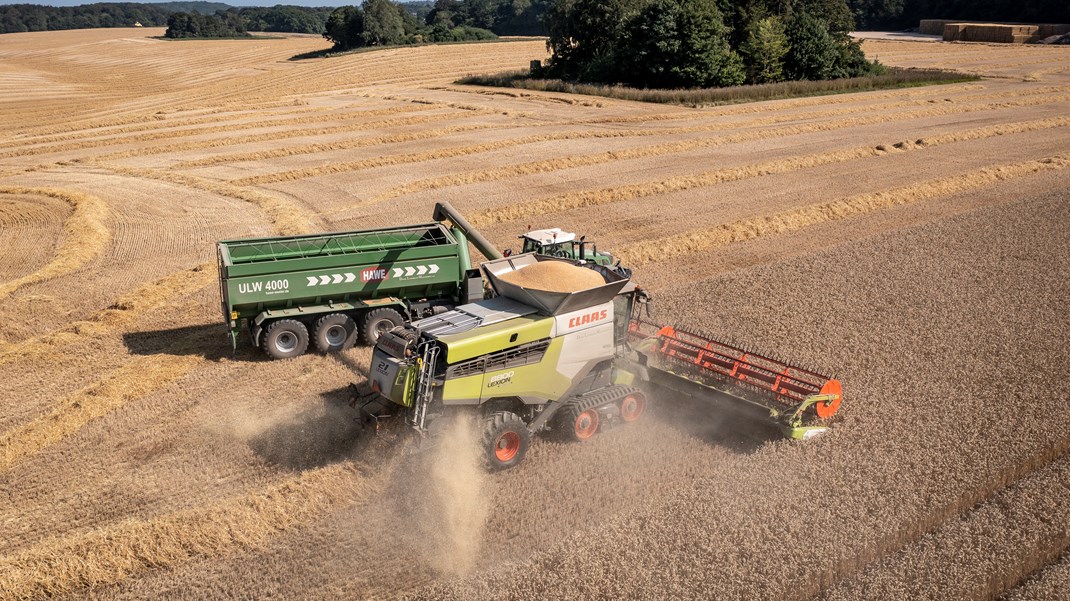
[324,6,364,49]
[622,0,743,87]
[783,10,838,79]
[361,0,406,46]
[545,0,640,81]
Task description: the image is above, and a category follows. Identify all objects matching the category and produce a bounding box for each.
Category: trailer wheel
[313,313,356,353]
[361,308,404,344]
[482,411,530,471]
[262,319,309,360]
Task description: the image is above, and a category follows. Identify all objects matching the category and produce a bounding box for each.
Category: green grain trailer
[218,203,500,360]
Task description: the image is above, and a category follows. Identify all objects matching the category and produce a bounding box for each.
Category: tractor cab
[517,228,619,270]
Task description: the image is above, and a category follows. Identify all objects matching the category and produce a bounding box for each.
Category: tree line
[1,3,333,36]
[2,3,172,33]
[322,0,498,50]
[542,0,879,88]
[165,6,335,38]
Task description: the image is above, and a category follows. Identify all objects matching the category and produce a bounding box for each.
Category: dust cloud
[417,415,490,576]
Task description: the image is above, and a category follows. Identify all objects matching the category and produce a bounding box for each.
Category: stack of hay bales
[920,19,973,36]
[934,20,1070,44]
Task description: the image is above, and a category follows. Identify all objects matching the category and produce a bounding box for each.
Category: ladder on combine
[410,342,440,432]
[629,320,842,439]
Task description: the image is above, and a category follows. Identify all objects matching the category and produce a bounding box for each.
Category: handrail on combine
[629,318,843,439]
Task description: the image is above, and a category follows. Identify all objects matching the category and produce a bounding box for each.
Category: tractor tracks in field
[617,152,1070,267]
[466,115,1070,230]
[0,104,426,152]
[0,265,215,366]
[99,165,317,236]
[0,187,110,301]
[0,461,380,600]
[354,91,1070,209]
[0,355,203,472]
[0,109,489,162]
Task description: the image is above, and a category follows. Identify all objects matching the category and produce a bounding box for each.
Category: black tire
[313,313,357,353]
[481,411,530,471]
[262,319,309,360]
[360,308,404,344]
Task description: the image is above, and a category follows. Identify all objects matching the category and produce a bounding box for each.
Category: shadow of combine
[123,323,258,362]
[246,386,369,471]
[652,394,775,454]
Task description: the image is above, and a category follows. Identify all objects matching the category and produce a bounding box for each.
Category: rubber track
[564,385,641,414]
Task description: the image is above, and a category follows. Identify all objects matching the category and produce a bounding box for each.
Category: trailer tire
[262,319,309,360]
[313,313,356,353]
[482,411,530,471]
[361,308,404,344]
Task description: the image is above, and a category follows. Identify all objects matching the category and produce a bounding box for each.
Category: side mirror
[503,248,513,257]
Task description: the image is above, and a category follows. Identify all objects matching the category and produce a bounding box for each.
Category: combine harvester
[360,253,842,469]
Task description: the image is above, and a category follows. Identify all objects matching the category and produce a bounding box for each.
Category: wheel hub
[325,324,346,345]
[276,332,296,352]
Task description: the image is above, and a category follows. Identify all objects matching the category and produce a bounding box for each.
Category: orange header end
[815,379,843,419]
[656,326,677,338]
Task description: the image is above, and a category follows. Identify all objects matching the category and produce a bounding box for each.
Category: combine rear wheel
[481,411,530,471]
[313,313,356,353]
[563,406,600,441]
[619,392,646,422]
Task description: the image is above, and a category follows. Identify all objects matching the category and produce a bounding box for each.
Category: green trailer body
[217,222,484,356]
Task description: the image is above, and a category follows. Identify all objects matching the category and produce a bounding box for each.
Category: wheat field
[1,27,1068,600]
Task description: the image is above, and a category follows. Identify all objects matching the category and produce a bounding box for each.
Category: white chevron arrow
[405,266,416,276]
[332,273,343,284]
[428,264,439,274]
[307,276,318,286]
[393,267,404,278]
[319,275,331,285]
[344,272,356,283]
[416,265,427,276]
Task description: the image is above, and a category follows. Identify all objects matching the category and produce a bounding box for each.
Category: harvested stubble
[0,463,372,600]
[616,153,1070,267]
[464,108,1070,229]
[349,90,1070,208]
[0,187,110,301]
[98,166,315,236]
[498,261,605,292]
[0,355,202,471]
[0,265,214,365]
